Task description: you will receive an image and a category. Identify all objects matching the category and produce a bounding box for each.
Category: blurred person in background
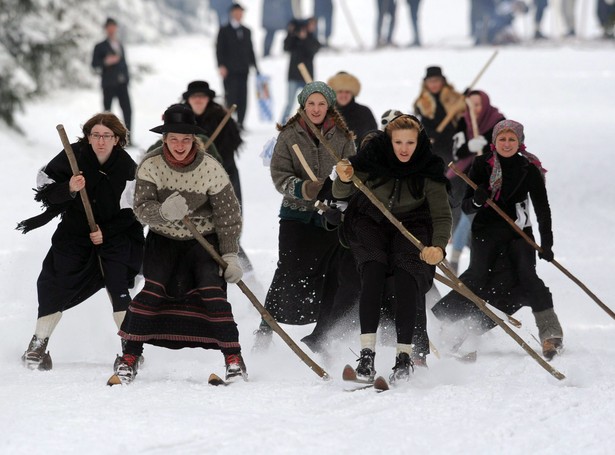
[261,0,295,57]
[376,0,397,48]
[92,18,132,133]
[327,71,377,148]
[313,0,334,48]
[280,17,321,124]
[216,3,259,130]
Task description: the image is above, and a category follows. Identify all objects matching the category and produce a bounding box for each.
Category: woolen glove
[220,253,243,283]
[335,160,354,183]
[539,245,554,262]
[302,180,324,201]
[468,135,488,153]
[159,191,189,221]
[472,185,489,207]
[420,246,444,265]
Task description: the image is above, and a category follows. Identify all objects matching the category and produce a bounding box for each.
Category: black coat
[462,151,553,249]
[23,143,144,316]
[337,99,377,147]
[284,31,321,81]
[216,23,257,73]
[193,101,243,165]
[91,39,130,87]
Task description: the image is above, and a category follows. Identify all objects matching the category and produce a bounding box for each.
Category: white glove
[220,253,243,283]
[159,191,189,221]
[467,135,488,153]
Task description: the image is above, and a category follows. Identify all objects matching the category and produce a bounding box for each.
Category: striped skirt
[119,232,240,352]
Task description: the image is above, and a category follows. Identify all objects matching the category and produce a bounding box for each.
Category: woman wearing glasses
[18,112,144,371]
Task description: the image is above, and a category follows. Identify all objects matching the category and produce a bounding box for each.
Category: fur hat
[327,71,361,97]
[380,109,403,129]
[182,80,216,101]
[492,119,525,144]
[424,66,444,80]
[297,81,337,108]
[150,104,207,135]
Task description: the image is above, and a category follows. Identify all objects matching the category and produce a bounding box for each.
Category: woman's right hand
[336,160,354,183]
[69,174,85,193]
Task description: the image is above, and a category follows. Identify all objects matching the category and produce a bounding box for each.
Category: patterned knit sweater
[134,147,241,255]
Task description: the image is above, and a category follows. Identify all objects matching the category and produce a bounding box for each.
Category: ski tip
[208,373,227,386]
[374,376,389,392]
[107,374,123,386]
[342,364,357,381]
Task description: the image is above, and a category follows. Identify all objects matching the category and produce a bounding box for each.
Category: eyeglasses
[90,133,115,142]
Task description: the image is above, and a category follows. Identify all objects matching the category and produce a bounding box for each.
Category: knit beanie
[297,81,337,108]
[492,119,525,144]
[327,71,361,97]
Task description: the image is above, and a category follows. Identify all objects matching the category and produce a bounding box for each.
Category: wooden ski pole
[202,104,236,151]
[56,125,98,232]
[297,63,313,84]
[181,217,329,379]
[435,50,498,133]
[298,110,564,380]
[448,162,614,321]
[467,49,499,91]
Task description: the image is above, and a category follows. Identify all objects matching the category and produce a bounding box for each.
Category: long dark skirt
[37,230,143,317]
[119,232,240,351]
[264,219,343,325]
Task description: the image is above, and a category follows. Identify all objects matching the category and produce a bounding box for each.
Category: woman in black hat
[111,104,247,384]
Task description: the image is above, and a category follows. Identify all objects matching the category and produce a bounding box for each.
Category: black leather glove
[539,245,554,262]
[472,185,489,207]
[323,207,343,226]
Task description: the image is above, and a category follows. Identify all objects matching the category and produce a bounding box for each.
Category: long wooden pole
[448,162,614,321]
[182,217,329,379]
[299,110,564,380]
[56,125,98,232]
[435,50,499,133]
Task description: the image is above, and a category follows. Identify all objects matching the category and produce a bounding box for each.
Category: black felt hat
[229,3,245,12]
[104,17,117,27]
[149,104,206,135]
[424,66,444,80]
[182,80,216,101]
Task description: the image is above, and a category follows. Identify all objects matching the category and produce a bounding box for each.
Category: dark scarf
[350,128,449,199]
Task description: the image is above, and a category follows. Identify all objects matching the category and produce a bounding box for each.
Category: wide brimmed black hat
[182,80,216,101]
[149,104,206,135]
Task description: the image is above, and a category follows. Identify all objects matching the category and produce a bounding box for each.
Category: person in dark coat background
[327,71,377,148]
[413,66,465,164]
[18,113,144,371]
[313,0,334,48]
[92,18,132,132]
[261,0,295,57]
[216,3,259,130]
[280,17,321,123]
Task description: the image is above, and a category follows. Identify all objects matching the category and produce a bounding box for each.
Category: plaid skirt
[119,232,240,351]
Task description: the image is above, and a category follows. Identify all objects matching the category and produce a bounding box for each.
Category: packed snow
[1,1,614,453]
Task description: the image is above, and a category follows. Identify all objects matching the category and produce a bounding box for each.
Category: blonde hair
[384,115,422,138]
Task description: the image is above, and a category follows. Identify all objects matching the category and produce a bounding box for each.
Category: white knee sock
[396,343,413,356]
[113,311,126,330]
[360,333,377,351]
[34,312,62,339]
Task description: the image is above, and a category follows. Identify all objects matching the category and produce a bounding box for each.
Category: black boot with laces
[355,348,376,382]
[389,352,414,383]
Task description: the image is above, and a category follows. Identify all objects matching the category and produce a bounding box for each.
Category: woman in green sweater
[333,114,451,383]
